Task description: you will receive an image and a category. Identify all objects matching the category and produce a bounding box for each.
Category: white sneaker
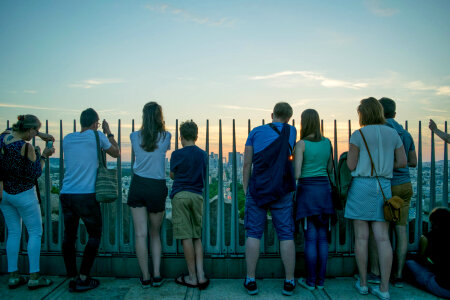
[369,286,390,300]
[354,280,368,295]
[297,278,315,291]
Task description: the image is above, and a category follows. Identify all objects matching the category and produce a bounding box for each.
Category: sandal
[8,272,28,289]
[175,274,198,288]
[28,273,53,290]
[198,278,210,290]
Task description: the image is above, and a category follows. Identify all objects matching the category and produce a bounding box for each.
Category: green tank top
[300,137,331,178]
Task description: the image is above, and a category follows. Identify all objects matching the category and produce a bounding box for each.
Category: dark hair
[12,115,41,133]
[180,120,198,142]
[273,102,293,121]
[300,109,322,142]
[357,97,386,126]
[379,97,396,118]
[140,102,166,152]
[429,207,450,232]
[80,108,99,128]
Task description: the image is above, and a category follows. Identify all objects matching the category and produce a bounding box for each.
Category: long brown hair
[358,97,386,126]
[300,109,322,142]
[140,102,166,152]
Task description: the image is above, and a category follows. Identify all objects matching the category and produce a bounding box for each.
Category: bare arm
[347,143,359,171]
[242,146,253,195]
[394,146,407,169]
[102,120,120,158]
[408,150,417,168]
[429,119,450,144]
[294,141,304,180]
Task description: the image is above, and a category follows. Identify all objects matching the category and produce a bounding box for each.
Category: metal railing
[0,119,448,256]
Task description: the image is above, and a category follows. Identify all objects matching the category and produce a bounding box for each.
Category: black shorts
[127,174,167,213]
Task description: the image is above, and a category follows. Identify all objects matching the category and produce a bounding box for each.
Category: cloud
[405,81,450,96]
[145,3,236,27]
[23,90,37,94]
[217,105,272,113]
[69,78,124,89]
[0,102,78,112]
[423,108,448,113]
[364,0,398,17]
[249,70,368,90]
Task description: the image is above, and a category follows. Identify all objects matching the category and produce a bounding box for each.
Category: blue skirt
[344,177,391,222]
[295,176,335,221]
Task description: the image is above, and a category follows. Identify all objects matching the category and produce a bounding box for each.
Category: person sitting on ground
[0,115,55,290]
[242,102,297,296]
[170,120,209,290]
[128,102,171,288]
[405,207,450,299]
[294,109,335,291]
[60,108,119,293]
[429,119,450,144]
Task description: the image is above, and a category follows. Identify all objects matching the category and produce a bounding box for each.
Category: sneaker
[68,278,77,292]
[8,272,27,289]
[390,277,403,288]
[354,273,381,284]
[316,285,325,290]
[370,286,390,300]
[152,277,164,287]
[297,278,315,291]
[140,277,152,289]
[244,279,258,295]
[72,277,100,293]
[282,280,295,296]
[354,280,369,295]
[28,273,53,290]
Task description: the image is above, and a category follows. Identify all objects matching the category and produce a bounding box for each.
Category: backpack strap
[94,130,106,168]
[358,129,387,202]
[268,123,293,154]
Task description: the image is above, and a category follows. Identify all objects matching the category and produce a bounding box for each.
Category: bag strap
[24,143,42,204]
[268,123,293,153]
[326,139,337,184]
[94,130,106,168]
[358,129,387,202]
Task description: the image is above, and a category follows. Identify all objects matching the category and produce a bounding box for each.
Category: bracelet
[107,133,114,138]
[40,155,48,161]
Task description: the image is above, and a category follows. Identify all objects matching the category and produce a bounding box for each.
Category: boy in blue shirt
[170,120,209,289]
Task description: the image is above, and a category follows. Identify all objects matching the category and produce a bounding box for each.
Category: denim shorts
[244,191,295,241]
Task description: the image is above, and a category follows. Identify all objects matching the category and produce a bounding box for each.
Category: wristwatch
[40,155,48,161]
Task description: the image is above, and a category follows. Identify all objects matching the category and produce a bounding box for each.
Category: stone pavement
[0,276,442,300]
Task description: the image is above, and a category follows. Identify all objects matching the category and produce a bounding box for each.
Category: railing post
[231,119,237,254]
[218,119,225,254]
[175,119,179,150]
[321,119,324,135]
[248,119,251,134]
[44,120,51,251]
[417,121,423,238]
[443,121,448,208]
[117,119,123,252]
[204,120,211,252]
[430,130,436,210]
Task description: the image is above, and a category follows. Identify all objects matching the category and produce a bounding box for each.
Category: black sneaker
[140,277,152,289]
[244,279,258,295]
[152,277,164,287]
[72,277,100,293]
[283,280,295,296]
[68,278,77,292]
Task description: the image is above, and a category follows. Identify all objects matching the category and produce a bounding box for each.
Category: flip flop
[175,274,198,288]
[198,278,210,290]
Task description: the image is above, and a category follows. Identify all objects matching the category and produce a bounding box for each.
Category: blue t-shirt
[245,122,297,154]
[385,119,416,186]
[170,145,207,199]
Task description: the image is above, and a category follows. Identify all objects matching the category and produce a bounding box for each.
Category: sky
[0,0,449,161]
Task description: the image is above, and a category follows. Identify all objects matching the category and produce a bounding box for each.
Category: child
[170,120,209,289]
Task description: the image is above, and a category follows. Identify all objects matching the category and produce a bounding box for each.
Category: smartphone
[46,141,53,148]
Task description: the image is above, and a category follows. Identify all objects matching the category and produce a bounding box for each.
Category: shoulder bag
[94,130,118,203]
[359,129,403,222]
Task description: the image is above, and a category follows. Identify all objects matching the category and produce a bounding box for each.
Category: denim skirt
[295,176,334,221]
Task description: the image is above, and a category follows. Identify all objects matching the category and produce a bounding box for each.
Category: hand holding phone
[46,141,53,149]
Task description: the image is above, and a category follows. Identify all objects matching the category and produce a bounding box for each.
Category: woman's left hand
[38,132,55,142]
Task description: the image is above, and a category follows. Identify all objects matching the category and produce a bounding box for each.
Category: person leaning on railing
[0,114,55,290]
[345,97,407,300]
[429,119,450,144]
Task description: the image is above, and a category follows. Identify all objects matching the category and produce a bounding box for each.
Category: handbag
[94,130,118,203]
[359,129,403,222]
[326,140,341,210]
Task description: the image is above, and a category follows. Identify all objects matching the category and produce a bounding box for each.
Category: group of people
[0,99,448,299]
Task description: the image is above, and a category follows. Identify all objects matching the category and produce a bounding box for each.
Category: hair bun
[18,115,25,121]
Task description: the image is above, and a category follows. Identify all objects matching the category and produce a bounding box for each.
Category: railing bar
[430,130,436,210]
[117,119,122,252]
[204,120,211,252]
[44,120,51,251]
[417,121,423,238]
[443,121,448,208]
[231,119,237,253]
[218,119,224,254]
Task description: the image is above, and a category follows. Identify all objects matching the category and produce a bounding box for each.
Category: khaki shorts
[391,182,413,226]
[171,191,203,240]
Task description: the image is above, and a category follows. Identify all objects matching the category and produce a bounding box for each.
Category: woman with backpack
[345,98,407,300]
[128,102,171,288]
[294,109,335,290]
[0,115,55,289]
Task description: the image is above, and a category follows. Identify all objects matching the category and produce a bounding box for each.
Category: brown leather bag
[359,129,404,222]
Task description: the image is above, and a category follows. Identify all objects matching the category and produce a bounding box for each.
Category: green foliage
[209,177,218,199]
[230,182,246,220]
[51,185,60,195]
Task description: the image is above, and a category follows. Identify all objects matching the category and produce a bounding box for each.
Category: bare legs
[180,238,206,285]
[131,207,164,280]
[394,225,407,279]
[353,220,392,292]
[245,237,295,280]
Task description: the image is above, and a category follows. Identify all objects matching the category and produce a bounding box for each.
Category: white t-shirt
[61,130,112,194]
[131,131,171,179]
[350,125,403,178]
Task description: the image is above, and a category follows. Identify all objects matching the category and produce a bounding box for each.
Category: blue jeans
[303,217,329,287]
[405,260,450,299]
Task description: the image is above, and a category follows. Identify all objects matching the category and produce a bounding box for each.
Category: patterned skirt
[344,176,391,222]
